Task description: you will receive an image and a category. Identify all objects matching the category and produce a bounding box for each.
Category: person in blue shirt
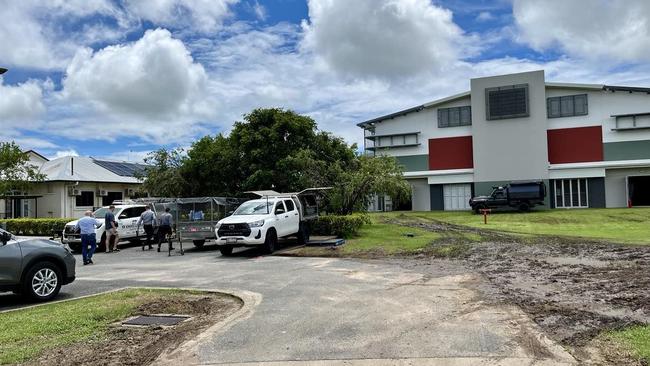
[104,205,120,253]
[76,210,99,265]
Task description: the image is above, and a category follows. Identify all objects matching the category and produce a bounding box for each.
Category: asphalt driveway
[1,244,575,365]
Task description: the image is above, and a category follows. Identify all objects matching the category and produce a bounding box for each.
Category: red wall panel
[428,136,473,170]
[547,126,603,164]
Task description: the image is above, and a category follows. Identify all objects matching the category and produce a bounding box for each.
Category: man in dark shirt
[104,205,120,253]
[157,207,174,252]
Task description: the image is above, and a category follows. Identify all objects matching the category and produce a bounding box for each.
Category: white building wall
[605,167,650,208]
[410,178,430,211]
[369,96,472,158]
[546,87,650,142]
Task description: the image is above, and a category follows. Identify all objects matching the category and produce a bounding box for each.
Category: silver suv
[0,228,76,301]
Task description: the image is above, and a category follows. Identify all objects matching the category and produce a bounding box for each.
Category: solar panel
[93,160,148,177]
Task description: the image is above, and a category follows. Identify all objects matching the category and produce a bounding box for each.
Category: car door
[0,234,22,285]
[273,201,288,236]
[283,199,300,235]
[117,207,142,238]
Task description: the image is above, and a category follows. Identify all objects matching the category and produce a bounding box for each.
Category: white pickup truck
[62,204,148,252]
[214,189,325,256]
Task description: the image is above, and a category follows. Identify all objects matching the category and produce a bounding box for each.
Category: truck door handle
[294,213,298,216]
[284,215,289,218]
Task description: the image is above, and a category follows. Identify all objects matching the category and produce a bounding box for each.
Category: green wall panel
[395,155,429,171]
[604,140,650,161]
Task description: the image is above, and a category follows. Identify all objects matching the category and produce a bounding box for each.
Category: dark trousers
[81,233,96,263]
[143,224,154,247]
[157,225,172,247]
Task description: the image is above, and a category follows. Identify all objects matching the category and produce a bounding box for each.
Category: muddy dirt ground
[29,292,242,366]
[401,219,650,364]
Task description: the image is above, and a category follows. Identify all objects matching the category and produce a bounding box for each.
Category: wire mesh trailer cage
[175,197,244,247]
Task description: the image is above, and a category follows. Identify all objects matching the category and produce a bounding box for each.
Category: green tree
[329,155,411,215]
[138,148,187,197]
[0,141,46,196]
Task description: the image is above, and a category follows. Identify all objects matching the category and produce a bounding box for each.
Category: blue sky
[1,0,650,161]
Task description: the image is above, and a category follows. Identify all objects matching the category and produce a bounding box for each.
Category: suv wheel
[193,240,205,248]
[219,245,233,256]
[98,233,107,252]
[23,262,62,301]
[263,230,277,254]
[519,202,530,212]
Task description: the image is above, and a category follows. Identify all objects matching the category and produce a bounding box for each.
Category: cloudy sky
[2,0,650,161]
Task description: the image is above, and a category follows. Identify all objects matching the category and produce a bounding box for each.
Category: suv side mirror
[227,210,234,216]
[275,208,285,215]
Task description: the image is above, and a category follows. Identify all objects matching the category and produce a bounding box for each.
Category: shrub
[0,218,76,236]
[311,214,371,238]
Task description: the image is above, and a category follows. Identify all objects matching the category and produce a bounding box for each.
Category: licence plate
[226,238,237,244]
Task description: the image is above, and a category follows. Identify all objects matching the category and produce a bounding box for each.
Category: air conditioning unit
[125,188,135,197]
[98,190,108,197]
[67,187,81,196]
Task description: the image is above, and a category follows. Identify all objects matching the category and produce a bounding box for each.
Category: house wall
[27,181,142,219]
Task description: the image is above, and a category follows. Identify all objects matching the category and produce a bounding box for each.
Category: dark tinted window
[438,106,471,128]
[486,84,529,120]
[119,207,146,219]
[547,94,588,118]
[75,191,94,207]
[284,199,295,211]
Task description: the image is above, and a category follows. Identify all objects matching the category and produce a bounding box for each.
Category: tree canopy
[140,108,409,213]
[0,141,46,196]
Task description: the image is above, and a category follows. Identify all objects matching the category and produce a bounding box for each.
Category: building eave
[545,82,603,90]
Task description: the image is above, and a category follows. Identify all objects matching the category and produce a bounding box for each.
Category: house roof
[36,156,145,183]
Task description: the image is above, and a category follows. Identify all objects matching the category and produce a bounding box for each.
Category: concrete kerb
[153,287,262,366]
[0,285,262,366]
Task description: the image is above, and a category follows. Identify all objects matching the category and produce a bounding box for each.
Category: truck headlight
[248,220,264,228]
[215,222,222,229]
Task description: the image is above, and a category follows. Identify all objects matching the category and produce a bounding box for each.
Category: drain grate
[122,315,190,326]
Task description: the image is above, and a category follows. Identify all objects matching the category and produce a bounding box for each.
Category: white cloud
[252,0,268,21]
[301,0,472,79]
[513,0,650,63]
[0,78,47,127]
[98,150,151,163]
[58,28,213,143]
[123,0,238,33]
[476,11,494,22]
[51,149,79,159]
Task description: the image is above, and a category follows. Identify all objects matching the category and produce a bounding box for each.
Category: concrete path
[1,245,575,365]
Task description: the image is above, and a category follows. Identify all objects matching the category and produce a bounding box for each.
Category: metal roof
[36,156,144,183]
[603,85,650,93]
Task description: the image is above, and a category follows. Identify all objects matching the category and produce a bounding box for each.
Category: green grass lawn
[609,325,650,363]
[0,288,199,365]
[376,208,650,244]
[340,222,441,255]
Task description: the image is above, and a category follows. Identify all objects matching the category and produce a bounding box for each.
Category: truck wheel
[297,223,310,244]
[219,246,233,256]
[193,240,205,248]
[263,230,277,254]
[519,202,530,212]
[22,261,62,301]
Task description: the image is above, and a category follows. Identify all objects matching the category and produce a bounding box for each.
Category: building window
[485,84,529,120]
[75,191,94,207]
[554,179,588,208]
[438,106,471,127]
[547,94,588,118]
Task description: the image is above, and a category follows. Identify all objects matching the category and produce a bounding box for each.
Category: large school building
[358,70,650,211]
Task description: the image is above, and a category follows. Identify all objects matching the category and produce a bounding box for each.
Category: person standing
[157,207,174,252]
[136,205,156,251]
[105,205,120,253]
[76,210,99,265]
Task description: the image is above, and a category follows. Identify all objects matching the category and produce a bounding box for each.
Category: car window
[119,207,145,219]
[284,199,295,212]
[233,200,274,215]
[275,201,286,213]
